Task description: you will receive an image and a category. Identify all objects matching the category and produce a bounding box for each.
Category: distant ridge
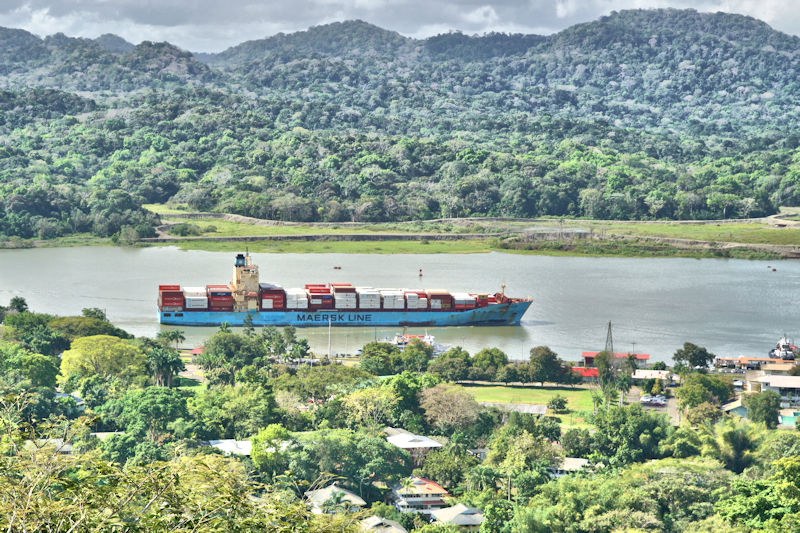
[95,33,136,54]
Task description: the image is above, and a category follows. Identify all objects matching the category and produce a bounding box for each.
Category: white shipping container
[183,286,206,293]
[261,300,273,309]
[431,300,442,309]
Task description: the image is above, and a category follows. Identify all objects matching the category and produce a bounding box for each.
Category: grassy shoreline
[1,204,795,259]
[1,235,782,260]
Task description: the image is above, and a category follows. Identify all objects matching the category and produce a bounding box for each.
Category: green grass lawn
[458,384,597,429]
[143,203,195,215]
[159,217,502,237]
[583,221,800,246]
[166,239,496,254]
[458,384,595,411]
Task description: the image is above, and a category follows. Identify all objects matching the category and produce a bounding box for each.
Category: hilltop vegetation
[5,9,800,240]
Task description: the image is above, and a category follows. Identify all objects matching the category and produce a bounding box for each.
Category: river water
[1,246,797,363]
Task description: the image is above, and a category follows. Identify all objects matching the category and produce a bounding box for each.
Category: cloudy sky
[0,0,797,52]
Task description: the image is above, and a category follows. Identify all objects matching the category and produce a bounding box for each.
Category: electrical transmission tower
[604,321,614,354]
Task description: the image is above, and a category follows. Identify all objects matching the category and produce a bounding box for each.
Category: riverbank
[3,207,800,259]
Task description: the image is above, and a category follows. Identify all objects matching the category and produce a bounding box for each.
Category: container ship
[158,253,532,327]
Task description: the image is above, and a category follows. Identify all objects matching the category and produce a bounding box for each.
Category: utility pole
[327,317,332,361]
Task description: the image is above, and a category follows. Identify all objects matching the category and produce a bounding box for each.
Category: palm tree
[321,491,350,514]
[8,296,27,313]
[467,465,500,492]
[157,329,186,350]
[701,418,764,473]
[146,346,186,387]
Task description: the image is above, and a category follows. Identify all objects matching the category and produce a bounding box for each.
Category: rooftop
[207,439,252,456]
[582,351,650,360]
[556,457,591,472]
[763,363,798,372]
[360,515,408,533]
[305,483,366,509]
[758,375,800,389]
[722,399,744,412]
[572,367,599,378]
[387,432,443,450]
[632,369,679,382]
[393,476,449,497]
[431,503,484,526]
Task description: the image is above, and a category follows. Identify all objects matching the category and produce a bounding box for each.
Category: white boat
[769,336,797,360]
[384,333,450,355]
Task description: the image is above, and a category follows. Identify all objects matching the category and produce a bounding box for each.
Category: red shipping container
[159,284,181,291]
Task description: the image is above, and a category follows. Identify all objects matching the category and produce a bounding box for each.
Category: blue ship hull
[159,301,531,327]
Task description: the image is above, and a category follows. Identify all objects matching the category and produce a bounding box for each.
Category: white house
[431,504,484,531]
[550,457,590,478]
[757,375,800,406]
[386,431,443,464]
[392,476,449,515]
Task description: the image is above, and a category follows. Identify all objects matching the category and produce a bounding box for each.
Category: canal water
[1,246,798,363]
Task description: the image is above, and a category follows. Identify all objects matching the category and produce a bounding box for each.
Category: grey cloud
[0,1,796,52]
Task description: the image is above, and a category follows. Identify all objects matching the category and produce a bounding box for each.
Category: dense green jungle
[1,8,799,241]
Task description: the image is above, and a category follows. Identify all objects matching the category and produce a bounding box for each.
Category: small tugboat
[384,332,450,355]
[769,336,797,360]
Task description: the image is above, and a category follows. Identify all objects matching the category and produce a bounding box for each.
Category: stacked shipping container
[259,282,286,310]
[331,283,357,309]
[305,284,334,309]
[183,286,208,310]
[207,284,234,311]
[158,285,184,312]
[159,282,496,314]
[381,290,406,310]
[452,293,477,310]
[286,289,309,309]
[427,290,453,310]
[356,288,381,309]
[405,291,428,310]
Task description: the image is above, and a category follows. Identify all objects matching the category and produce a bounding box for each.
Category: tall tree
[673,342,715,371]
[59,335,147,384]
[145,346,186,387]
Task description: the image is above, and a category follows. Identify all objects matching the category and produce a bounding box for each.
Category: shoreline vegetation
[3,204,800,260]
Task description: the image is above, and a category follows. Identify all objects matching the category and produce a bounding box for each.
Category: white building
[549,457,590,478]
[392,476,449,515]
[386,431,443,465]
[757,375,800,406]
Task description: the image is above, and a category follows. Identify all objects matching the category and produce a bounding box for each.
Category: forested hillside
[4,8,800,240]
